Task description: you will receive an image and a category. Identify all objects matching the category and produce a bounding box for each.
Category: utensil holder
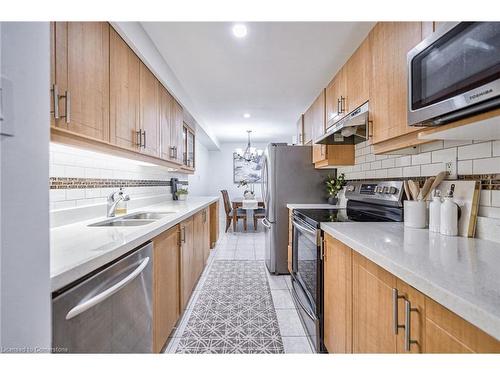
[404,200,427,228]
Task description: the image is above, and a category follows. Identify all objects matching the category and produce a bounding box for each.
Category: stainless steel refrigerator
[261,144,331,274]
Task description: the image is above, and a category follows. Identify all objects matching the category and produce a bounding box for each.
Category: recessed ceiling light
[232,24,247,38]
[243,113,251,118]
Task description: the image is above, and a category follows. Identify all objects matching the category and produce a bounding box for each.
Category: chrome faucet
[106,188,130,217]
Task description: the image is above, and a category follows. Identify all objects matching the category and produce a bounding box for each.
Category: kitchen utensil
[403,180,411,200]
[404,200,427,228]
[418,177,435,201]
[408,180,420,201]
[424,171,447,201]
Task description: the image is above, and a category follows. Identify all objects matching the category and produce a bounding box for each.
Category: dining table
[231,197,265,231]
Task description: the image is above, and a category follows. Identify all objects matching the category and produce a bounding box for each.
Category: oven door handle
[291,282,316,321]
[292,219,316,237]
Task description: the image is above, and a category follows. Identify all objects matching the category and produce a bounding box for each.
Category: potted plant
[176,188,189,201]
[325,173,346,205]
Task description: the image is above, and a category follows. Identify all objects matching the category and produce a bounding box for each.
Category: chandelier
[234,130,263,163]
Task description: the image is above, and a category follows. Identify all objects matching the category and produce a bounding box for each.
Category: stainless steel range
[290,180,405,352]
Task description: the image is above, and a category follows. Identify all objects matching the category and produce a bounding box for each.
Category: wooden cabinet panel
[296,115,304,145]
[323,234,352,353]
[203,208,210,264]
[311,89,326,142]
[396,279,426,353]
[110,28,140,150]
[314,144,355,168]
[303,104,313,145]
[180,216,195,309]
[159,85,174,161]
[352,252,397,353]
[193,210,205,282]
[370,22,422,144]
[345,37,371,112]
[424,297,500,353]
[54,22,110,141]
[325,67,347,127]
[209,201,219,249]
[139,62,160,157]
[153,226,180,353]
[171,99,184,164]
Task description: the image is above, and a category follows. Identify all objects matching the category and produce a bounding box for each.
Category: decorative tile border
[49,177,188,190]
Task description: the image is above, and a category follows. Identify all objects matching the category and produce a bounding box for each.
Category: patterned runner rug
[175,260,285,353]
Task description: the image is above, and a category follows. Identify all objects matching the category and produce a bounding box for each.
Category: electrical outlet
[445,160,457,179]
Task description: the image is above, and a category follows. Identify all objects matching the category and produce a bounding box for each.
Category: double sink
[88,211,177,227]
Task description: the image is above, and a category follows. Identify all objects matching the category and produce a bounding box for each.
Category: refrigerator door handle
[262,217,272,229]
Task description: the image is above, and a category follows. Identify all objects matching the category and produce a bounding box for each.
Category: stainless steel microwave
[408,22,500,126]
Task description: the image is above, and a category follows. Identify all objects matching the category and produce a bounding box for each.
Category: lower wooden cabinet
[323,234,500,354]
[209,201,219,249]
[152,225,180,353]
[203,207,210,264]
[180,216,195,309]
[323,234,352,353]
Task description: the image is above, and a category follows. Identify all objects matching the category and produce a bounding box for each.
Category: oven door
[291,216,320,315]
[408,22,500,126]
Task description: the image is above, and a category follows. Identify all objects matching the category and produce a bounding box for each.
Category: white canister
[440,194,458,236]
[428,192,442,233]
[404,200,427,229]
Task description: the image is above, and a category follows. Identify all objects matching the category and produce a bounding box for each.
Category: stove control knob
[382,186,390,194]
[388,187,397,195]
[375,186,382,193]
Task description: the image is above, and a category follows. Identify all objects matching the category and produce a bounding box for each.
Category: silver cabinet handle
[169,146,175,159]
[51,84,60,119]
[65,257,150,320]
[142,130,146,148]
[59,90,71,124]
[136,130,142,147]
[339,96,345,114]
[181,226,186,243]
[404,300,418,351]
[337,98,341,115]
[392,288,405,334]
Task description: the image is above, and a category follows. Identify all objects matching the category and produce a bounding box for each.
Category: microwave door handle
[65,257,150,320]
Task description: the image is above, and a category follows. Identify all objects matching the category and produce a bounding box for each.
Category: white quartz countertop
[321,222,500,341]
[286,203,344,209]
[50,196,219,292]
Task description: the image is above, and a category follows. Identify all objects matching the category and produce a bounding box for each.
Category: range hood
[316,101,368,145]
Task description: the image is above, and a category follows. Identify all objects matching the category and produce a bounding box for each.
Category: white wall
[0,22,51,351]
[187,138,210,196]
[208,141,268,204]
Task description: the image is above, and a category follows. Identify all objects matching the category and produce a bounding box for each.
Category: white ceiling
[141,22,374,143]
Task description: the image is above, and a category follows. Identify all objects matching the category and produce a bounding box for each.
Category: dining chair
[220,190,247,232]
[253,207,266,231]
[242,199,265,231]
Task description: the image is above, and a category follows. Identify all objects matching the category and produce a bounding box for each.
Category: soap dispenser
[440,187,458,236]
[429,189,441,233]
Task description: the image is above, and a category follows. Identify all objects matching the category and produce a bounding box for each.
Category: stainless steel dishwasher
[52,242,153,353]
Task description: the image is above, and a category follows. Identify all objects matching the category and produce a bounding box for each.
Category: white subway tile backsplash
[458,142,492,160]
[457,160,473,175]
[66,189,85,200]
[50,189,66,202]
[492,190,500,207]
[480,190,492,207]
[381,158,396,169]
[387,167,403,178]
[395,156,411,167]
[365,153,375,162]
[443,140,472,148]
[478,206,500,219]
[431,148,456,163]
[421,162,446,176]
[403,165,420,177]
[473,157,500,174]
[493,141,500,157]
[65,166,85,178]
[370,160,382,170]
[419,141,443,153]
[411,152,431,165]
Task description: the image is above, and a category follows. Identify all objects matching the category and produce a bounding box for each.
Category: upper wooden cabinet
[325,67,347,127]
[52,22,110,141]
[139,62,160,157]
[171,99,185,165]
[183,123,196,169]
[311,89,326,142]
[303,104,314,145]
[296,115,304,145]
[345,37,371,113]
[159,85,175,161]
[110,28,140,151]
[370,22,424,145]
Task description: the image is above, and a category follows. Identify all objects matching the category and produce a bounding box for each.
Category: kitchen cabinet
[183,124,195,169]
[170,99,185,165]
[396,279,426,353]
[139,62,160,157]
[352,251,398,353]
[296,115,304,145]
[203,208,210,264]
[180,216,195,309]
[345,36,371,113]
[323,234,352,353]
[370,22,428,153]
[303,104,314,145]
[52,22,110,141]
[325,67,347,127]
[159,85,176,162]
[109,28,140,151]
[424,297,500,353]
[314,145,355,169]
[209,201,219,249]
[153,225,180,353]
[193,210,206,282]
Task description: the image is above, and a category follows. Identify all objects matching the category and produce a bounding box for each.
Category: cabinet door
[170,99,184,164]
[352,252,398,353]
[396,279,425,353]
[296,115,304,145]
[110,28,140,150]
[325,67,347,127]
[139,62,160,157]
[311,89,326,142]
[187,129,195,169]
[153,226,180,353]
[312,144,327,164]
[209,201,219,249]
[345,36,371,112]
[193,211,205,283]
[323,234,352,353]
[424,297,500,353]
[203,208,211,264]
[370,22,422,144]
[180,216,195,309]
[54,22,110,141]
[303,104,313,145]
